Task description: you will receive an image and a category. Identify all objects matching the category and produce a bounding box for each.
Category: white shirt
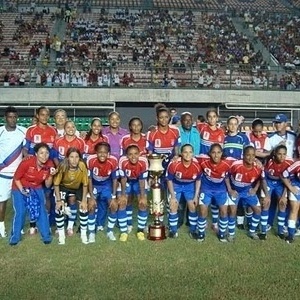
[0,125,26,174]
[269,130,296,158]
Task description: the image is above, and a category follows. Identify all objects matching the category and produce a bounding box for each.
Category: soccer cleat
[258,233,267,240]
[248,232,260,240]
[218,235,228,243]
[67,228,74,237]
[227,235,236,242]
[137,231,145,241]
[285,236,294,244]
[0,231,7,238]
[168,231,178,238]
[97,226,104,232]
[43,241,51,245]
[81,234,89,245]
[189,232,198,240]
[58,236,65,245]
[277,233,285,240]
[197,234,205,242]
[107,231,116,241]
[211,223,218,233]
[89,233,96,244]
[237,224,245,230]
[127,225,133,234]
[266,224,272,232]
[120,233,128,242]
[29,227,38,236]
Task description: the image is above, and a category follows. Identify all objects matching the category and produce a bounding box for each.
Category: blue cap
[273,114,287,123]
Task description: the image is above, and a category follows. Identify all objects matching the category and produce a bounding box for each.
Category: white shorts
[0,174,13,202]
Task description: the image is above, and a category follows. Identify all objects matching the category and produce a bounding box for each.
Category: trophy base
[148,223,166,241]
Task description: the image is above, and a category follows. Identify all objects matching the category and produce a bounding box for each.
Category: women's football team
[9,107,300,245]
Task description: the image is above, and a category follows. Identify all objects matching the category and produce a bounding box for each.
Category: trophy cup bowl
[147,154,166,241]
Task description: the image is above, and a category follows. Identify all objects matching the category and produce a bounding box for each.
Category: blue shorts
[199,190,228,206]
[228,190,260,207]
[173,182,196,202]
[93,185,112,203]
[117,180,149,196]
[288,182,300,201]
[262,181,284,199]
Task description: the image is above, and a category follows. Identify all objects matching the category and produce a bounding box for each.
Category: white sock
[237,216,244,225]
[0,221,5,234]
[67,220,74,229]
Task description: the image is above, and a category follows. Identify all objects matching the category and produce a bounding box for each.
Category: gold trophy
[147,154,166,240]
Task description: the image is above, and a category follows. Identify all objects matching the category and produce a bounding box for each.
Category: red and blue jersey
[196,154,232,192]
[229,160,262,192]
[147,126,180,158]
[86,155,118,186]
[246,131,271,153]
[197,123,224,155]
[84,135,108,156]
[263,158,293,183]
[53,136,85,161]
[282,160,300,184]
[12,156,54,190]
[120,133,148,157]
[25,124,57,156]
[166,158,201,185]
[118,156,148,181]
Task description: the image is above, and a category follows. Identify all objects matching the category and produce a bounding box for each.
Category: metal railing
[2,60,299,91]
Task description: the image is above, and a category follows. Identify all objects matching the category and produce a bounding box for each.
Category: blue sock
[107,212,117,232]
[126,204,133,226]
[169,212,178,233]
[228,216,236,236]
[268,197,277,227]
[277,210,286,234]
[245,211,253,227]
[117,209,128,233]
[260,210,269,234]
[188,211,198,233]
[88,213,96,234]
[211,204,219,225]
[249,213,260,233]
[197,216,206,235]
[218,216,228,237]
[137,209,148,231]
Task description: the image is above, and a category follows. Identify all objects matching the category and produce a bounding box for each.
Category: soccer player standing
[23,106,57,234]
[86,142,118,242]
[102,111,128,160]
[196,143,232,242]
[225,146,267,240]
[0,106,26,237]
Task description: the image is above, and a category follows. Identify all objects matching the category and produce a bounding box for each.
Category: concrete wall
[0,87,300,129]
[0,87,299,106]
